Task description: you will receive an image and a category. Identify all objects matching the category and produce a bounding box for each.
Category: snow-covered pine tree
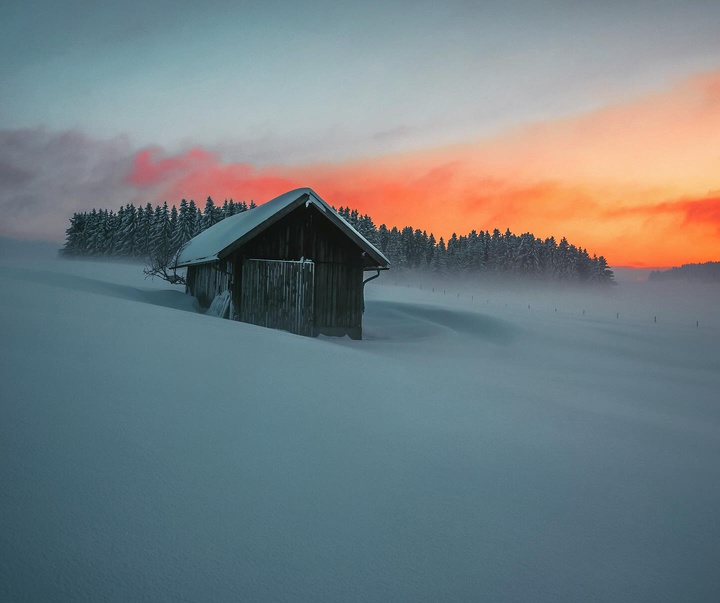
[385,227,405,268]
[173,199,196,253]
[202,196,222,230]
[412,229,428,269]
[431,237,448,275]
[84,209,103,256]
[377,224,390,255]
[229,199,240,217]
[150,202,173,260]
[446,233,460,272]
[513,233,541,276]
[397,227,414,269]
[358,214,379,246]
[564,241,580,280]
[170,204,178,239]
[556,237,571,280]
[591,255,615,283]
[116,204,138,257]
[59,197,614,284]
[539,236,556,279]
[190,202,202,236]
[425,232,436,269]
[132,204,145,257]
[60,212,87,256]
[100,210,118,256]
[135,203,153,258]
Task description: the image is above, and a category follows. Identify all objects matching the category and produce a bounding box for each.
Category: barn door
[240,259,315,336]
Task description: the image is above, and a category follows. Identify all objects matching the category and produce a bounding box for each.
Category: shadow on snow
[362,300,516,343]
[0,266,196,314]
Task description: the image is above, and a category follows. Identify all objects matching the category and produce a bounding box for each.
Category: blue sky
[3,0,720,163]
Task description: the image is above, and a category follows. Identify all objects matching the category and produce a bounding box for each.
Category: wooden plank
[239,259,315,336]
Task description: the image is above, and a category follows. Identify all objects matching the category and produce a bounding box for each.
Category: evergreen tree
[591,255,615,283]
[61,212,87,256]
[193,202,203,236]
[100,210,118,256]
[431,237,448,274]
[170,203,178,235]
[377,224,390,255]
[173,198,195,253]
[513,233,541,276]
[202,197,220,230]
[386,227,404,267]
[151,202,173,260]
[85,209,104,256]
[136,203,154,258]
[116,204,138,257]
[59,196,614,284]
[425,233,436,269]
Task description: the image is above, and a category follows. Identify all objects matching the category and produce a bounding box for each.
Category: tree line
[336,207,614,283]
[649,262,720,282]
[61,196,614,283]
[60,197,255,260]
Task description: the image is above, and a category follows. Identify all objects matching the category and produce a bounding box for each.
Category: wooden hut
[176,188,389,339]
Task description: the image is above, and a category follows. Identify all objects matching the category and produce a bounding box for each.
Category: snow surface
[1,246,720,602]
[177,188,389,267]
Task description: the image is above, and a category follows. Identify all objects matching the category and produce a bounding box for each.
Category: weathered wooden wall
[239,259,314,336]
[186,204,367,338]
[312,262,363,338]
[186,259,233,308]
[234,204,364,338]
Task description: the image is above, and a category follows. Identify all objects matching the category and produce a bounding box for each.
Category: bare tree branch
[143,248,186,285]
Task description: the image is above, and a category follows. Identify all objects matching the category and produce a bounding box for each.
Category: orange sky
[128,70,720,268]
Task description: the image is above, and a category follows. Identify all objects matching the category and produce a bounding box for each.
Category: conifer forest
[61,197,615,283]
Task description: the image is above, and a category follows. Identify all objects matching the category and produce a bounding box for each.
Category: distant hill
[648,261,720,282]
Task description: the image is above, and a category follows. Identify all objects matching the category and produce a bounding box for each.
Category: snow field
[1,251,719,602]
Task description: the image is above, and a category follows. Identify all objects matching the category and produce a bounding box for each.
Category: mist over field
[1,242,719,602]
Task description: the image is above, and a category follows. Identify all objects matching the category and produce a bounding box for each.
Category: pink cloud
[7,67,720,266]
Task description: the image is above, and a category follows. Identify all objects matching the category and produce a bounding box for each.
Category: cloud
[0,160,33,187]
[607,195,720,232]
[125,147,300,205]
[372,125,418,141]
[3,68,720,266]
[682,196,720,231]
[128,147,216,187]
[0,128,135,241]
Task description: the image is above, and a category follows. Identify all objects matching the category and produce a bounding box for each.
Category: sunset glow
[2,1,719,268]
[122,70,720,267]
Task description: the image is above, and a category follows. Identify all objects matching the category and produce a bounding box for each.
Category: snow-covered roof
[176,188,390,269]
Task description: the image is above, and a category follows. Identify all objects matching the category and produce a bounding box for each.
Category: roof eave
[175,254,219,268]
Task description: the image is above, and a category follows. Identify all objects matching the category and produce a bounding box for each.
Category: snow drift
[1,245,719,602]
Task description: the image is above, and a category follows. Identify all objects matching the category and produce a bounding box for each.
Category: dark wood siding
[187,204,368,338]
[233,205,364,337]
[313,262,362,337]
[186,259,233,308]
[239,259,314,336]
